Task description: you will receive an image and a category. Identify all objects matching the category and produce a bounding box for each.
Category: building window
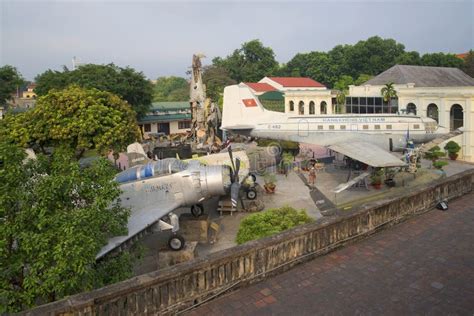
[309,101,315,115]
[178,121,191,129]
[320,101,327,115]
[340,125,346,130]
[289,101,294,111]
[427,103,439,123]
[329,125,335,130]
[144,124,151,132]
[298,101,305,115]
[386,125,392,130]
[318,125,323,130]
[413,124,420,129]
[374,125,381,130]
[407,103,417,115]
[363,125,369,130]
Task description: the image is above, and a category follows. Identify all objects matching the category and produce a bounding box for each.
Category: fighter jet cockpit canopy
[115,158,189,184]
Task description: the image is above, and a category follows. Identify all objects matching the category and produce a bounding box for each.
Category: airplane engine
[179,165,232,206]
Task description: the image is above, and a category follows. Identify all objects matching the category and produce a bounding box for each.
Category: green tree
[35,64,153,118]
[236,206,313,244]
[462,50,474,77]
[354,74,373,85]
[381,82,398,113]
[202,65,237,103]
[153,76,189,102]
[395,51,422,65]
[2,85,140,158]
[213,39,279,82]
[0,143,131,312]
[420,53,464,68]
[334,75,354,91]
[336,90,346,114]
[0,66,25,107]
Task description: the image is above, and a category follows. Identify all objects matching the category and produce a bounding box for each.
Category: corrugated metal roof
[266,77,326,88]
[364,65,474,87]
[150,101,189,111]
[328,142,407,167]
[138,113,191,124]
[244,82,277,92]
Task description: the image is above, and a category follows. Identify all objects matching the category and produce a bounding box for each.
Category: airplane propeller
[228,146,241,209]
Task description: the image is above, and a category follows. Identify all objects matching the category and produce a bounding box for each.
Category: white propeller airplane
[221,83,444,167]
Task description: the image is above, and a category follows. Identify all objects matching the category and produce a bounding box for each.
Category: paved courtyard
[186,192,474,315]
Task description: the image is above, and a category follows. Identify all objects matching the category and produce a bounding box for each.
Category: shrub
[236,206,313,244]
[444,141,461,155]
[433,160,448,170]
[424,146,445,161]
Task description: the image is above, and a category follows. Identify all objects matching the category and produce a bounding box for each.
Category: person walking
[308,166,316,186]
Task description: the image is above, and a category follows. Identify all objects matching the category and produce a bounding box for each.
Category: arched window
[298,101,305,115]
[309,101,315,115]
[450,104,463,131]
[289,101,294,112]
[407,103,417,115]
[426,103,439,123]
[320,101,327,115]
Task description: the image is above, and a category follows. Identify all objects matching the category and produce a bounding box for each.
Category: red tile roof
[267,77,325,88]
[456,53,468,59]
[244,82,277,92]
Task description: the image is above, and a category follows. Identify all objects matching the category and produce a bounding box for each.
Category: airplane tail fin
[221,84,266,130]
[126,142,151,167]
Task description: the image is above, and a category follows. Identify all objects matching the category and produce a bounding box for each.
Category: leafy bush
[236,206,313,244]
[444,141,461,155]
[424,146,445,161]
[433,160,448,170]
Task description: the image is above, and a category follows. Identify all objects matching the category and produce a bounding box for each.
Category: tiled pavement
[186,192,474,315]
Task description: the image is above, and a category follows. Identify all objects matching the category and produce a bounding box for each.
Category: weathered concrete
[21,169,474,315]
[179,214,210,244]
[157,242,198,269]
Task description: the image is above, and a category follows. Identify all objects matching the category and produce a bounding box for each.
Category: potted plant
[433,160,448,170]
[444,141,461,160]
[370,168,384,189]
[424,146,446,167]
[263,172,277,194]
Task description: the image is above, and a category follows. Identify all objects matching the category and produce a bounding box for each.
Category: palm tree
[381,82,397,113]
[336,90,346,114]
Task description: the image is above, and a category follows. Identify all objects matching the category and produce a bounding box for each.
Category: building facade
[138,101,192,137]
[348,65,474,162]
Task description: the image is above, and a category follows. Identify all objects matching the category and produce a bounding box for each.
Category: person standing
[308,166,316,186]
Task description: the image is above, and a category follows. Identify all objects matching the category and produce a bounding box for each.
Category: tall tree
[0,143,131,312]
[462,50,474,78]
[420,53,464,68]
[0,65,25,107]
[354,74,373,85]
[213,39,278,82]
[153,76,189,102]
[202,65,237,103]
[381,82,397,113]
[35,63,153,118]
[2,85,140,158]
[395,51,422,65]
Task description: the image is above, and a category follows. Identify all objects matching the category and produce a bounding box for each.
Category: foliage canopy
[236,206,313,244]
[34,63,153,118]
[0,143,131,312]
[0,65,25,107]
[1,85,140,158]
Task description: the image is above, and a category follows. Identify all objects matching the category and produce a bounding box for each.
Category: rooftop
[244,82,277,92]
[138,113,191,124]
[150,101,189,111]
[266,77,325,88]
[363,65,474,87]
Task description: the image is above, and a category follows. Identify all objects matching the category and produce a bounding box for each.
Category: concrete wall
[23,169,474,316]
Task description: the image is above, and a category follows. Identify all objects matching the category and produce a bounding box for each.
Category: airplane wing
[328,141,407,168]
[96,200,181,259]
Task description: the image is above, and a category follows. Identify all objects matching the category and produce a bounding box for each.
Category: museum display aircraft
[96,146,250,259]
[221,83,444,168]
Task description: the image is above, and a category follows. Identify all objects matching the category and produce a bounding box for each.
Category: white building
[138,102,191,137]
[348,65,474,162]
[256,77,337,115]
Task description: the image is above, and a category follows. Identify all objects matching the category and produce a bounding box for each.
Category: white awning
[329,142,407,168]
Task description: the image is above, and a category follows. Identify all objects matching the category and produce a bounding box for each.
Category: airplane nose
[203,165,232,196]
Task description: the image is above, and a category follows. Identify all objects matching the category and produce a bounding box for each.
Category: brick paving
[187,193,474,315]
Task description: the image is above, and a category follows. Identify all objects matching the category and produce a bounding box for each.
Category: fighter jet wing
[328,141,407,168]
[96,200,181,259]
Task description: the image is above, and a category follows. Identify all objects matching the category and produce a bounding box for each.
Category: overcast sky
[1,0,473,81]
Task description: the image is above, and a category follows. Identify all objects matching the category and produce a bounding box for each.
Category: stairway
[420,130,463,152]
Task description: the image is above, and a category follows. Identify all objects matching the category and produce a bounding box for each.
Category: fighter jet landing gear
[168,234,185,251]
[246,187,257,200]
[191,204,204,217]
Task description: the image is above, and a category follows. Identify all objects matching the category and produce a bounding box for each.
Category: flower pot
[449,153,458,160]
[372,183,382,190]
[264,184,276,194]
